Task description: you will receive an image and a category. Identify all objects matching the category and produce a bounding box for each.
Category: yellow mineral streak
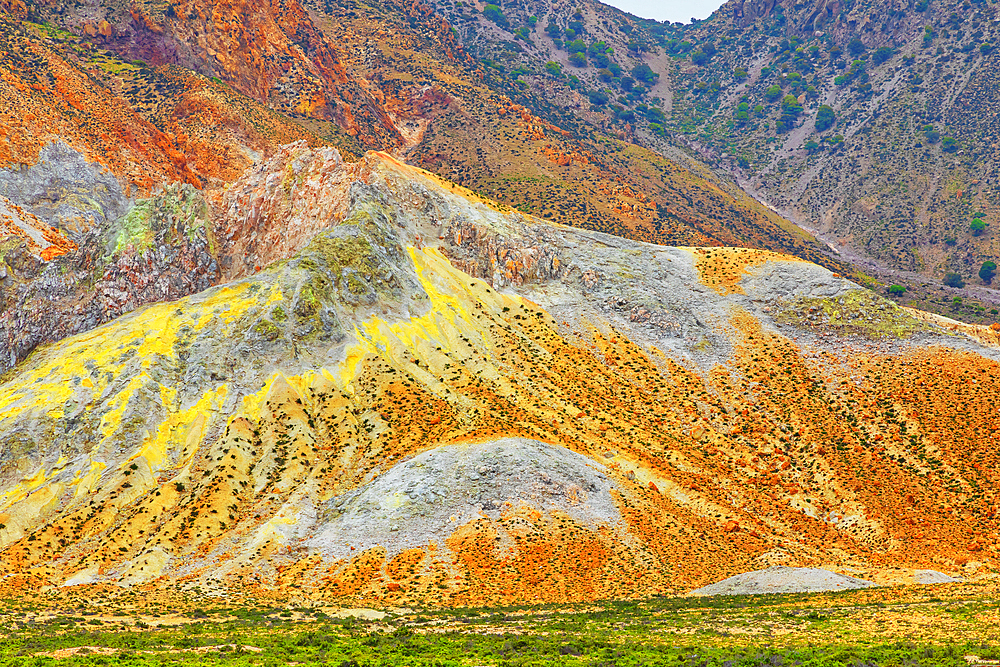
[72,460,108,498]
[129,386,228,472]
[0,281,279,536]
[346,246,514,387]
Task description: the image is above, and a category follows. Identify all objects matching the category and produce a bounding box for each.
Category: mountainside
[671,0,1000,305]
[0,0,861,372]
[0,144,996,605]
[424,0,1000,320]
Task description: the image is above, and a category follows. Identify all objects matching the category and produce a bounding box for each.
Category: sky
[602,0,728,24]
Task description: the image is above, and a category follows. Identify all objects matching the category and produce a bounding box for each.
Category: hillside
[0,144,996,605]
[423,0,1000,322]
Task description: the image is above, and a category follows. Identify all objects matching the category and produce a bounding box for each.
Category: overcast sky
[602,0,727,24]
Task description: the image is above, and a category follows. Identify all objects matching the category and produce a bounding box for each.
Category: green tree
[764,84,783,101]
[944,272,965,288]
[941,136,958,152]
[888,284,906,296]
[483,4,507,26]
[872,46,893,64]
[971,218,987,236]
[815,105,836,131]
[588,41,610,68]
[587,90,609,106]
[691,49,708,66]
[544,61,563,77]
[632,64,658,84]
[568,51,587,67]
[980,261,997,284]
[848,37,866,55]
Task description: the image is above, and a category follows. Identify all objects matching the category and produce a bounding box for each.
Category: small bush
[815,105,836,131]
[944,272,965,288]
[632,64,658,84]
[980,261,997,284]
[483,4,507,26]
[888,284,906,296]
[872,46,893,64]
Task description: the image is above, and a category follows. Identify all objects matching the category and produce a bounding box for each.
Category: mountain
[0,144,996,604]
[2,0,1000,608]
[0,0,858,372]
[421,0,1000,321]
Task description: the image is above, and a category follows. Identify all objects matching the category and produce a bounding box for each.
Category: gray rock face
[689,566,877,596]
[306,438,620,561]
[0,141,129,238]
[0,145,219,373]
[913,569,962,584]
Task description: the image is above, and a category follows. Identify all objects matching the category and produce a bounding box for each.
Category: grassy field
[0,581,997,666]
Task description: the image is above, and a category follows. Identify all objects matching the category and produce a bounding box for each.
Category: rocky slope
[425,0,1000,321]
[0,144,994,605]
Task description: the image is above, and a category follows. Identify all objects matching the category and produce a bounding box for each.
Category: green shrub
[888,284,906,296]
[944,272,965,288]
[872,46,893,64]
[483,4,506,26]
[632,64,657,84]
[815,105,836,131]
[971,218,987,236]
[980,261,997,284]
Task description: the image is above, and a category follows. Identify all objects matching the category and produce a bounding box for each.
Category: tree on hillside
[872,46,893,65]
[944,272,965,288]
[569,51,587,67]
[980,261,997,284]
[848,37,865,55]
[632,64,658,84]
[483,4,508,27]
[971,218,987,236]
[888,284,906,296]
[815,105,836,131]
[764,84,782,102]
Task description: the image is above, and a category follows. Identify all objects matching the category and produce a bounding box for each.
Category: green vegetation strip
[0,589,997,666]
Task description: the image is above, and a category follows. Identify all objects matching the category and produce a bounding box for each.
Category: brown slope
[0,11,327,192]
[21,0,403,150]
